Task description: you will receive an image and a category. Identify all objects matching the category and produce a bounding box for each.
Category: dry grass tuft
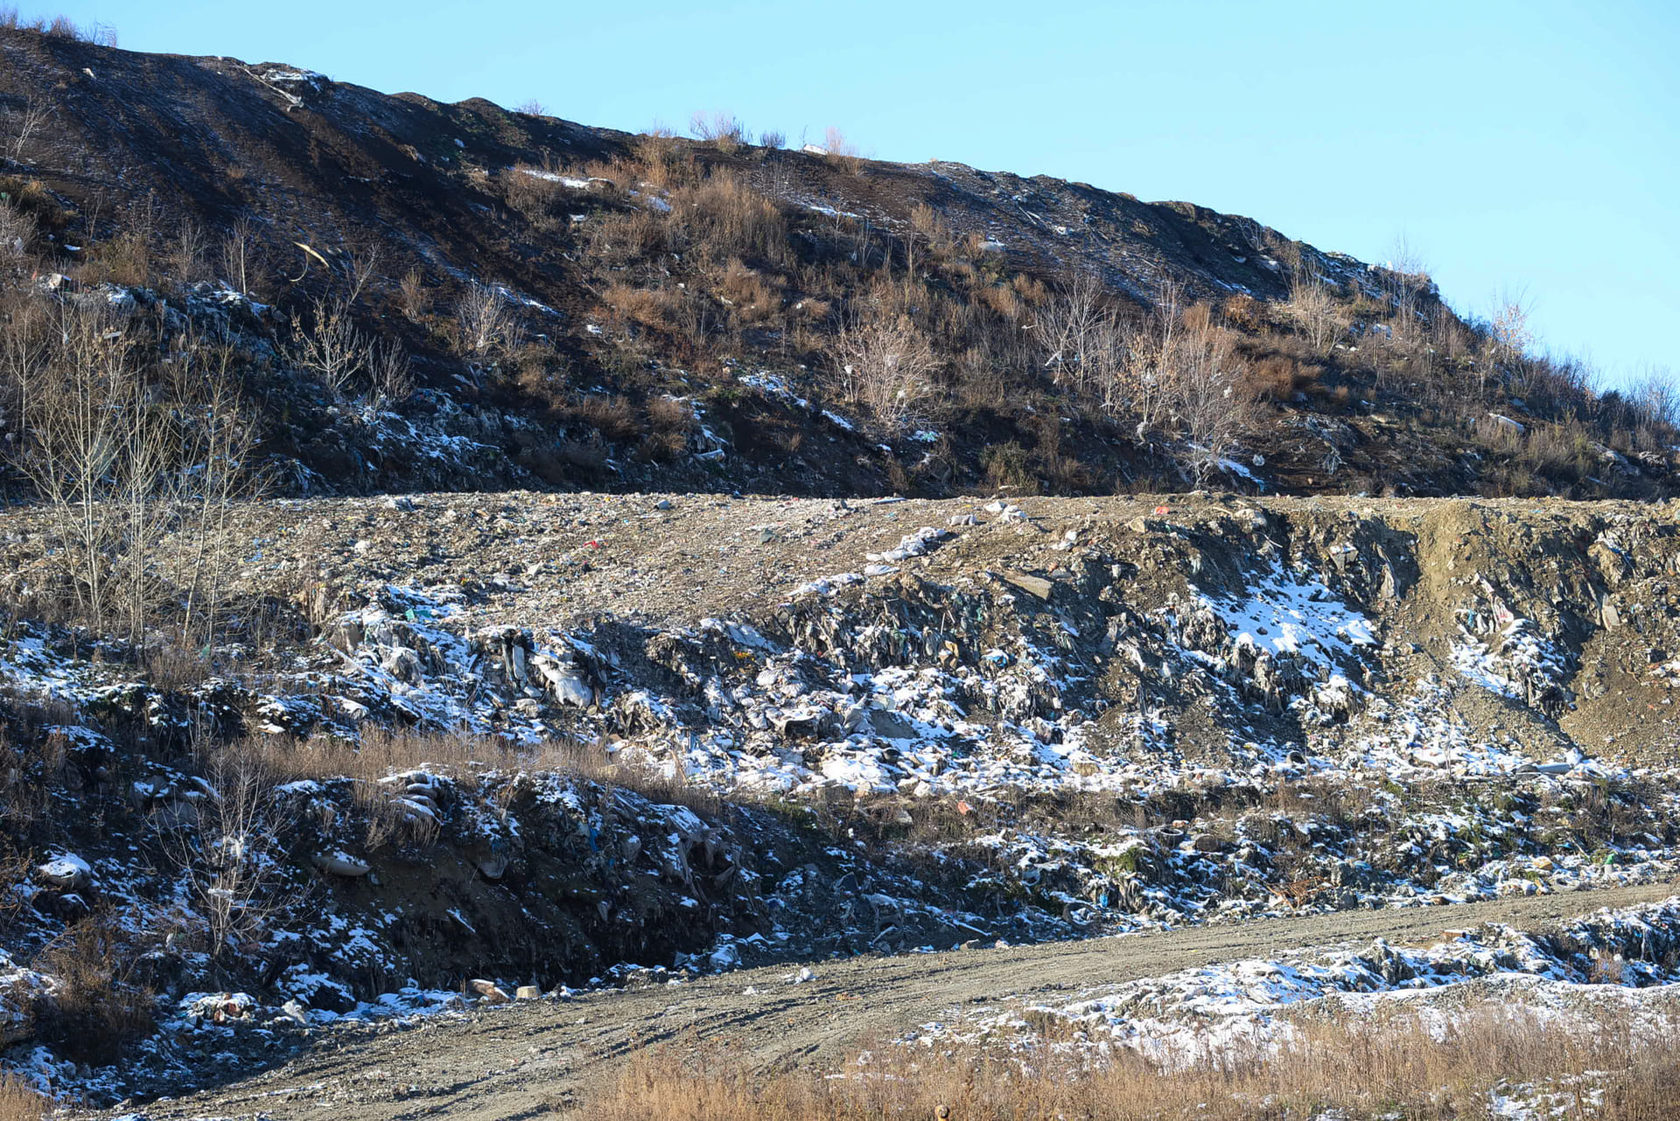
[32,919,155,1065]
[0,1076,47,1121]
[604,283,682,333]
[216,728,723,816]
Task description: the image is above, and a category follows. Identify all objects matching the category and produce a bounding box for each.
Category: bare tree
[456,281,519,361]
[1382,236,1431,347]
[1629,367,1680,431]
[288,295,369,399]
[1038,271,1118,395]
[4,96,50,165]
[4,297,265,647]
[169,336,264,648]
[168,218,209,286]
[8,301,131,630]
[834,301,940,429]
[1487,291,1532,365]
[219,217,260,296]
[1164,303,1257,485]
[112,360,179,649]
[1286,274,1342,356]
[158,754,282,973]
[1082,277,1183,439]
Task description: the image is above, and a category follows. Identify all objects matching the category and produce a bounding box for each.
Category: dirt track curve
[91,881,1679,1121]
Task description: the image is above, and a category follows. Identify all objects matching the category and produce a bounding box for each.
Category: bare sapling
[3,95,49,165]
[1287,273,1341,356]
[288,294,369,400]
[170,334,264,652]
[833,299,940,430]
[158,751,283,974]
[1165,302,1257,485]
[456,281,520,362]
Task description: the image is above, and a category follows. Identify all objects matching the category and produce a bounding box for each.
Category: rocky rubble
[6,492,1680,1101]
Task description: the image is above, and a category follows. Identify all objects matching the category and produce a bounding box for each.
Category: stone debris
[471,980,512,1003]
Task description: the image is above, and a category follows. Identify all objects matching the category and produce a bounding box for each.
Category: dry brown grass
[1245,353,1321,402]
[32,919,155,1065]
[604,283,682,332]
[220,727,581,786]
[571,393,648,442]
[216,728,722,816]
[584,207,673,268]
[396,266,429,322]
[689,111,748,153]
[0,1076,47,1121]
[92,227,153,287]
[646,394,696,440]
[669,172,789,268]
[582,1001,1680,1121]
[821,126,864,175]
[628,133,696,190]
[715,258,782,325]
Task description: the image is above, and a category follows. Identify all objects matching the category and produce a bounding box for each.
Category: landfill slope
[7,491,1680,1107]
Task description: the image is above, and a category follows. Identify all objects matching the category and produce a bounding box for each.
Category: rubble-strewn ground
[5,490,1680,1113]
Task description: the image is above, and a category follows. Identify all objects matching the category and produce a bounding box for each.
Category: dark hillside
[0,26,1672,501]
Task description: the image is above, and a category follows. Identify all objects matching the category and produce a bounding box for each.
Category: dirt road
[97,881,1678,1121]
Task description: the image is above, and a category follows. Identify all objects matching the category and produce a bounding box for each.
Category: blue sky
[42,0,1679,386]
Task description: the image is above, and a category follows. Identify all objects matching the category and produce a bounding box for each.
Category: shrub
[33,920,155,1065]
[456,281,521,360]
[0,201,34,265]
[981,441,1036,493]
[689,111,747,153]
[832,301,940,429]
[1285,275,1342,355]
[288,295,370,399]
[396,266,429,321]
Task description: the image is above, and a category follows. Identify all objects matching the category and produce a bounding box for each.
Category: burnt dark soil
[1,29,1671,503]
